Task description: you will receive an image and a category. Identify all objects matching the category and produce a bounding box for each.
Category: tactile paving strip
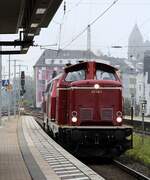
[22,116,104,180]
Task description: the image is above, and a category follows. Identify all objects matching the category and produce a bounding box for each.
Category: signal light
[21,71,25,86]
[20,71,26,96]
[21,71,25,78]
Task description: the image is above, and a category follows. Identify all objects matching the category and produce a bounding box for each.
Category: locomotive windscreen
[65,69,86,82]
[96,70,117,80]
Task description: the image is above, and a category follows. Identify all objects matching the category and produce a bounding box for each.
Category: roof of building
[34,49,138,74]
[34,49,100,67]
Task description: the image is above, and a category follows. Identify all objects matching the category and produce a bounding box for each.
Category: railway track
[124,118,150,134]
[134,129,150,136]
[88,159,150,180]
[25,108,150,180]
[1,111,14,116]
[21,116,102,180]
[113,160,149,180]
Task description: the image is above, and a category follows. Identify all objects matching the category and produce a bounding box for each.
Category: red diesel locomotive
[42,61,132,157]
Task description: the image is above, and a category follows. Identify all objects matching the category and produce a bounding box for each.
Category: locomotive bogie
[52,126,132,157]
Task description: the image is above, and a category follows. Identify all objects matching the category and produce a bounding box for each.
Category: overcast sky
[1,0,150,76]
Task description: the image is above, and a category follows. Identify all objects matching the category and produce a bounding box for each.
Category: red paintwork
[44,61,123,127]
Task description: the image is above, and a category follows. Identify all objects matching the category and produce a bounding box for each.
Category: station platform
[0,116,104,180]
[124,115,150,122]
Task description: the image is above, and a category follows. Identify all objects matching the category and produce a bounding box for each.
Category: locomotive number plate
[91,90,102,94]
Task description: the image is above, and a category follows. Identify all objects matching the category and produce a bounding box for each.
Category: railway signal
[21,71,25,86]
[20,71,26,96]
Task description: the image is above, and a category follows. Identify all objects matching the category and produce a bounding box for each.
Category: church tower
[128,24,144,62]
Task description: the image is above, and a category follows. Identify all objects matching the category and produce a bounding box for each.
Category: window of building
[129,78,136,84]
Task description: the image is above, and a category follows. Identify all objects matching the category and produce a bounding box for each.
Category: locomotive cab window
[96,70,116,80]
[65,69,86,82]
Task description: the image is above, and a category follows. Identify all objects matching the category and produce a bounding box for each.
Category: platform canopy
[0,0,63,54]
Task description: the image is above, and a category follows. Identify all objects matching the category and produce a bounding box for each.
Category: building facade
[34,49,102,108]
[143,51,150,115]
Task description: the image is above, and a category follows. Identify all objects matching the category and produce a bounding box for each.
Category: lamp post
[0,46,2,125]
[130,94,134,126]
[8,54,11,121]
[14,60,16,118]
[11,60,21,118]
[141,66,146,144]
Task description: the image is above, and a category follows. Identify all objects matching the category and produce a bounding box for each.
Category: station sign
[2,79,9,86]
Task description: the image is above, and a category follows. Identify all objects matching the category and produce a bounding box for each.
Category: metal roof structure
[0,0,63,54]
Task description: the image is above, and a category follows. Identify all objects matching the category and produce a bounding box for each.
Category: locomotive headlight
[72,111,77,123]
[94,84,100,89]
[72,116,77,123]
[116,116,122,123]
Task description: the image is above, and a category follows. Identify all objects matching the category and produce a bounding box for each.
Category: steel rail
[124,118,150,136]
[25,108,150,180]
[114,160,150,180]
[124,118,150,129]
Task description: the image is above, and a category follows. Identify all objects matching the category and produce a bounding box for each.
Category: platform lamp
[0,46,2,125]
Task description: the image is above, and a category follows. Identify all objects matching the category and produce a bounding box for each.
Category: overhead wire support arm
[0,41,33,46]
[0,30,33,54]
[0,51,22,55]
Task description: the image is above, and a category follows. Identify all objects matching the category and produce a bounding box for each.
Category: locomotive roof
[64,61,118,73]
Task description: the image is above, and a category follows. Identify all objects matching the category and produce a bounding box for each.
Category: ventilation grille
[80,108,93,121]
[101,108,113,121]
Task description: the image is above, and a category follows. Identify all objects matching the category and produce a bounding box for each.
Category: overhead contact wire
[62,0,120,50]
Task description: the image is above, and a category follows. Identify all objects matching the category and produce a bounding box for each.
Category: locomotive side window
[45,83,51,93]
[96,70,116,80]
[65,69,85,82]
[49,82,54,94]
